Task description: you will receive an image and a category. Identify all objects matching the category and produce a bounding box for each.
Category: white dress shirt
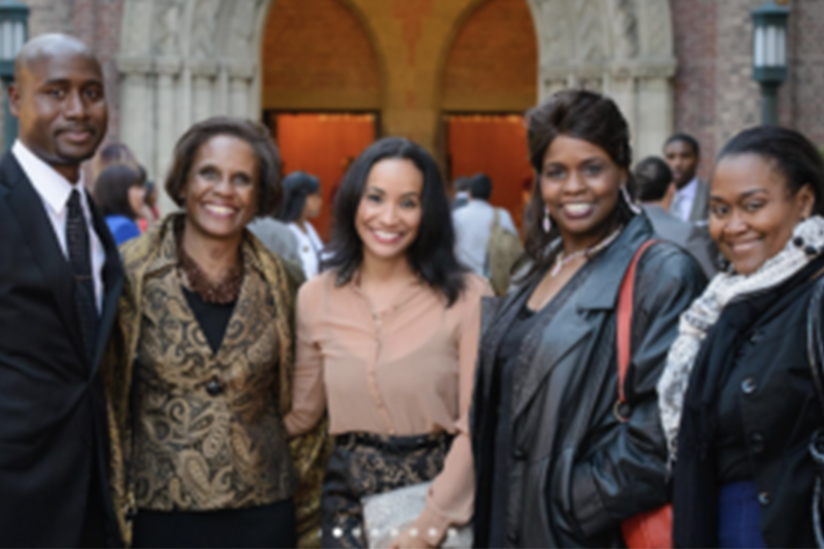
[452,199,519,275]
[672,176,699,222]
[288,220,323,280]
[12,140,106,312]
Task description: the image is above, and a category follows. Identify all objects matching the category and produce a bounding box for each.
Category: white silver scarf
[657,215,824,460]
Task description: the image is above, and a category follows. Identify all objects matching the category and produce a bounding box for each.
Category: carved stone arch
[526,0,676,158]
[117,0,272,211]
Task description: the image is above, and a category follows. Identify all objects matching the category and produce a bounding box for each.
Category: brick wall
[260,0,382,111]
[672,0,824,178]
[441,0,537,112]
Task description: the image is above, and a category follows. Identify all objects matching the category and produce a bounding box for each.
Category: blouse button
[758,491,771,506]
[206,379,223,396]
[741,377,757,395]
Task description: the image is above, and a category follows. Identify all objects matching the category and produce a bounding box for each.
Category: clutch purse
[361,482,473,549]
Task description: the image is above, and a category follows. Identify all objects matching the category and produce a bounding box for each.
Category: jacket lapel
[0,153,87,364]
[88,197,124,378]
[512,215,655,419]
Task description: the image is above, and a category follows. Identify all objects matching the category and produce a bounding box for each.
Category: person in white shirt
[664,133,709,223]
[277,170,324,279]
[452,173,518,275]
[0,33,123,547]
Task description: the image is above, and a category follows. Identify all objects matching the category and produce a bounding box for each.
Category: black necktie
[66,189,99,364]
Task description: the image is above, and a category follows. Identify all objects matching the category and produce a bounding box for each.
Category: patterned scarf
[657,215,824,459]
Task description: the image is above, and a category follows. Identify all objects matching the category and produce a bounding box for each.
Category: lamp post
[751,1,789,126]
[0,0,28,150]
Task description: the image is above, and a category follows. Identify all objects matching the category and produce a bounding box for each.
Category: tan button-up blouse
[285,271,491,535]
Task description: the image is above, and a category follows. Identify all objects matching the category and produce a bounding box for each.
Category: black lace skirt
[321,431,452,548]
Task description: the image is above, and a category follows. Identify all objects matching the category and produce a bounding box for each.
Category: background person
[632,156,718,277]
[278,170,324,279]
[284,137,491,548]
[664,132,709,222]
[103,117,327,548]
[452,173,519,275]
[471,90,706,548]
[0,33,122,547]
[658,126,824,548]
[93,163,146,245]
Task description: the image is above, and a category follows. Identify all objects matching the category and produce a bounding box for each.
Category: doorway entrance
[266,112,378,240]
[446,114,534,233]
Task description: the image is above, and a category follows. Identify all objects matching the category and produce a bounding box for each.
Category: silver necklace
[550,227,623,277]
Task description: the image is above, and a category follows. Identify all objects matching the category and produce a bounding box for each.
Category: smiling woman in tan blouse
[285,137,491,549]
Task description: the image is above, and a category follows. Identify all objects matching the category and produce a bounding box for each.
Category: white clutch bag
[361,482,473,549]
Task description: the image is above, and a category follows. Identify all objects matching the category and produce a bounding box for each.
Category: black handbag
[805,277,824,547]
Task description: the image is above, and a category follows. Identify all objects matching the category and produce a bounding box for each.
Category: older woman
[659,126,824,548]
[471,89,707,547]
[103,117,327,548]
[285,137,491,548]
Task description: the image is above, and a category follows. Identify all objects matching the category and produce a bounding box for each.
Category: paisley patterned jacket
[102,214,330,547]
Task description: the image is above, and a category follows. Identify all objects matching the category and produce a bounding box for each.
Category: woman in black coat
[471,89,707,547]
[659,126,824,548]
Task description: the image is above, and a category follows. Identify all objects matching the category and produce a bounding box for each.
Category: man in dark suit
[633,156,718,278]
[664,132,709,222]
[0,34,123,547]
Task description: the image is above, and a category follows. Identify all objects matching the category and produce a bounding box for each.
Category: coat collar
[140,213,268,282]
[568,213,656,311]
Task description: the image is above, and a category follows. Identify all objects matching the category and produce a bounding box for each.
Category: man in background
[663,132,709,222]
[452,173,521,293]
[633,156,718,278]
[451,175,471,210]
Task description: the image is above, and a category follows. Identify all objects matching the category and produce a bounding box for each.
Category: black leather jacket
[471,215,707,547]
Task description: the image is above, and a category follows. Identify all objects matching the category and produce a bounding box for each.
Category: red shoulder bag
[616,240,673,549]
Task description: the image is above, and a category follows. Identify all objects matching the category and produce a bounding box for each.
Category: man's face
[663,140,699,189]
[9,50,107,171]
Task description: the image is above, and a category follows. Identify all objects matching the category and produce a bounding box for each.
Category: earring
[543,206,552,233]
[621,185,641,215]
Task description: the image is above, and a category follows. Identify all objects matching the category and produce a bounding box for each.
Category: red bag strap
[615,240,657,420]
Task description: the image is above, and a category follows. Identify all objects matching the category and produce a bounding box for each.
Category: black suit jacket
[0,152,124,547]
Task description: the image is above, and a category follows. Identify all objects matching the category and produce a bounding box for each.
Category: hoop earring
[621,185,641,215]
[543,206,552,233]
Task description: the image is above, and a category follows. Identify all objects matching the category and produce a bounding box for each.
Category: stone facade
[2,0,823,190]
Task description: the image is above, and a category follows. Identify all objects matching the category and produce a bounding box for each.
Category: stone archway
[526,0,676,159]
[117,0,273,211]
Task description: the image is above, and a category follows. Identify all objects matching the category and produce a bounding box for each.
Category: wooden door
[270,112,377,240]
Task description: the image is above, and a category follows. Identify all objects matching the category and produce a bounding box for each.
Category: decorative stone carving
[117,0,274,213]
[528,0,676,159]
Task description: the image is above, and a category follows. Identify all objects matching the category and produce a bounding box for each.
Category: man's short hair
[632,156,673,202]
[468,173,492,200]
[453,176,471,192]
[664,133,701,158]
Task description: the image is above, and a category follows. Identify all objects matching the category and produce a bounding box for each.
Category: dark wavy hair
[522,89,637,277]
[93,164,143,219]
[717,126,824,216]
[165,116,283,216]
[277,171,321,222]
[324,137,467,306]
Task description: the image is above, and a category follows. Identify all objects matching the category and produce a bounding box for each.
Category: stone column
[228,62,255,118]
[190,59,218,124]
[118,56,155,175]
[154,56,182,213]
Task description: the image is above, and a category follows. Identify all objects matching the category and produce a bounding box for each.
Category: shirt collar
[12,139,87,216]
[677,176,699,199]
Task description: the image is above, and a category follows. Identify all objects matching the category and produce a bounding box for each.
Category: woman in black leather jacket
[659,127,824,548]
[471,89,707,548]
